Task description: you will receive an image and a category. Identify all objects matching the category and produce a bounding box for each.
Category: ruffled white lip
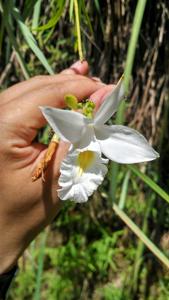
[58,149,108,203]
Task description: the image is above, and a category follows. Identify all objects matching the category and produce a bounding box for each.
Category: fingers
[0,61,89,105]
[3,76,104,142]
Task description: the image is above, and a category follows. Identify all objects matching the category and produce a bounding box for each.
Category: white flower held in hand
[40,77,159,164]
[58,148,108,203]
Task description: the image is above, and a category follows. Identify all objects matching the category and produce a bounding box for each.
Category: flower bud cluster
[64,94,95,118]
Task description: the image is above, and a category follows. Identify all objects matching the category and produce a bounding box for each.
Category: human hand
[0,61,113,274]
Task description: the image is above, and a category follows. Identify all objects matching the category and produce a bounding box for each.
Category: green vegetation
[0,0,169,299]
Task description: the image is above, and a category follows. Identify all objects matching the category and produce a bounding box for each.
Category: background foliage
[0,0,169,299]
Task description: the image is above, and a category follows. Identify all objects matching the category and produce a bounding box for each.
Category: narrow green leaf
[128,165,169,204]
[118,170,130,209]
[12,7,54,75]
[69,0,74,21]
[93,0,104,33]
[124,0,147,92]
[109,162,119,202]
[35,0,66,31]
[81,0,93,36]
[23,0,39,20]
[32,0,42,29]
[34,230,48,300]
[132,194,155,292]
[113,203,169,269]
[2,13,29,79]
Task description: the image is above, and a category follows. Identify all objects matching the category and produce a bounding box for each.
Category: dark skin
[0,61,113,274]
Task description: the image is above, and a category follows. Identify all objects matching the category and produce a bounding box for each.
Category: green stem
[73,0,84,61]
[110,0,148,201]
[124,0,147,92]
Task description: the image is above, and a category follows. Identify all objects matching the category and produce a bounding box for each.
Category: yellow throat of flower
[77,151,95,177]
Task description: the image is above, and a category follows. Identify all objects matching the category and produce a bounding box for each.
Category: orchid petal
[40,106,87,143]
[74,124,101,152]
[94,77,125,125]
[95,125,159,163]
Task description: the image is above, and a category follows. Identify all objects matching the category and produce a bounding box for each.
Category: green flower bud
[82,100,95,119]
[64,94,78,110]
[77,103,83,109]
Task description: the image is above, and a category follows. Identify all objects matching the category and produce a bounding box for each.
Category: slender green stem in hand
[73,0,84,61]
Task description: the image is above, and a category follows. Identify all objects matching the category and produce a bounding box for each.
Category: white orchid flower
[58,148,108,203]
[40,77,159,164]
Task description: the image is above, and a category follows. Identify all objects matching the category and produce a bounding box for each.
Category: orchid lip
[58,149,108,203]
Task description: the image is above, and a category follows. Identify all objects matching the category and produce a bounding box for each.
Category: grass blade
[2,18,29,79]
[23,0,39,20]
[34,230,48,300]
[113,203,169,269]
[124,0,147,91]
[81,0,93,36]
[32,0,42,29]
[69,0,74,21]
[12,7,54,75]
[118,170,130,209]
[93,0,104,33]
[109,162,119,202]
[132,194,155,292]
[35,0,66,31]
[128,165,169,204]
